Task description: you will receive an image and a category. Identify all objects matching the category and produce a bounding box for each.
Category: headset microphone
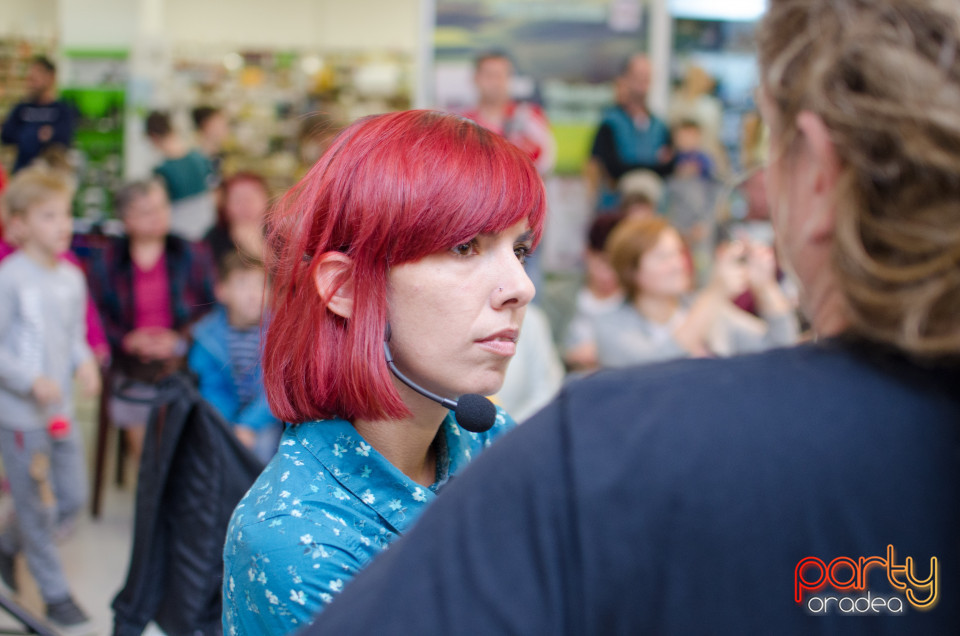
[383,328,497,433]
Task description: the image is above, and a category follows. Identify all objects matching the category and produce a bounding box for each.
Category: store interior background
[1,0,764,233]
[3,0,764,346]
[0,1,764,630]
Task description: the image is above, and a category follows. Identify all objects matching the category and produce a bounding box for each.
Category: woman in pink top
[80,180,215,459]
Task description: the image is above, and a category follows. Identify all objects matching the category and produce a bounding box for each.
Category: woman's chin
[454,374,505,400]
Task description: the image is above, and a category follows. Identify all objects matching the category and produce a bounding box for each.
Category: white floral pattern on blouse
[222,407,514,635]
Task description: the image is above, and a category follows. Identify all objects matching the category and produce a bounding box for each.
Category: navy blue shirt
[1,100,75,172]
[306,340,960,635]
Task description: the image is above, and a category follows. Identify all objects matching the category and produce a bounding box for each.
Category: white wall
[3,0,421,53]
[59,0,140,48]
[165,0,421,51]
[0,0,58,39]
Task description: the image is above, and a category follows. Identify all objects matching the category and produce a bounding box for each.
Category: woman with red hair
[222,110,545,634]
[204,171,270,263]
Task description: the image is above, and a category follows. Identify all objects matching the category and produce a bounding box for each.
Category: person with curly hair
[304,2,960,633]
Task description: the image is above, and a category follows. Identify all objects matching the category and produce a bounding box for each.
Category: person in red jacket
[461,51,556,176]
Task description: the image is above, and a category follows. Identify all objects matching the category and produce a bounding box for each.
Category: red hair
[264,110,546,424]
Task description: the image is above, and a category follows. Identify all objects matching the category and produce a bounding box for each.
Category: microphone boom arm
[383,341,458,410]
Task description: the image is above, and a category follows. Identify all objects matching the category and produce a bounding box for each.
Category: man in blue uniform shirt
[1,56,75,173]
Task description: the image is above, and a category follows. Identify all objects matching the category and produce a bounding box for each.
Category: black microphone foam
[454,393,498,433]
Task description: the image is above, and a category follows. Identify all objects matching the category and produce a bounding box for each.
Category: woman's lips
[476,329,519,357]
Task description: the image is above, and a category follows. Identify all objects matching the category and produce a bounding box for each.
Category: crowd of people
[0,0,956,631]
[0,44,801,636]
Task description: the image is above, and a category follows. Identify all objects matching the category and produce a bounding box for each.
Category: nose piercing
[498,287,504,293]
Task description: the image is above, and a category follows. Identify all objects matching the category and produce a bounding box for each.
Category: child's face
[674,126,703,152]
[584,250,620,296]
[218,269,267,328]
[14,194,73,258]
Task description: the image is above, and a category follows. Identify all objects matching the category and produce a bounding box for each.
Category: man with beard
[1,56,75,173]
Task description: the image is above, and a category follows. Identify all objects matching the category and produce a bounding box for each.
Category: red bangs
[263,110,546,424]
[322,111,544,265]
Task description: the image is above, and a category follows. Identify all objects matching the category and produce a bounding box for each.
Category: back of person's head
[619,192,655,218]
[1,166,74,223]
[145,111,173,139]
[758,0,960,358]
[264,109,546,424]
[605,215,674,300]
[618,169,663,206]
[587,214,625,253]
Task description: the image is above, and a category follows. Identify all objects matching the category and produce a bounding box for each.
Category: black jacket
[112,373,266,636]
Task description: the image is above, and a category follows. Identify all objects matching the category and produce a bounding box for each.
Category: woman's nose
[492,251,536,308]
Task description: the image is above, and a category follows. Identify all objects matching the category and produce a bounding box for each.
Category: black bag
[112,372,266,636]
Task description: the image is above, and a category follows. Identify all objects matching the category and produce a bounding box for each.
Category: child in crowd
[188,252,281,464]
[616,168,663,216]
[0,167,99,632]
[11,148,111,364]
[191,105,229,180]
[145,111,217,240]
[563,214,626,373]
[81,179,216,462]
[671,119,715,180]
[664,119,724,283]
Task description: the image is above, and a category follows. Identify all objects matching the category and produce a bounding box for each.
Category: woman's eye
[452,239,478,257]
[514,244,531,264]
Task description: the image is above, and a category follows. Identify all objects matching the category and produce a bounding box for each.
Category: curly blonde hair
[758,0,960,358]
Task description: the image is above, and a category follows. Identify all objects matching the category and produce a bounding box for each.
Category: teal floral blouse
[222,407,515,635]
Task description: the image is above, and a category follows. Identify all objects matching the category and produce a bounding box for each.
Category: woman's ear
[795,110,841,242]
[313,252,355,319]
